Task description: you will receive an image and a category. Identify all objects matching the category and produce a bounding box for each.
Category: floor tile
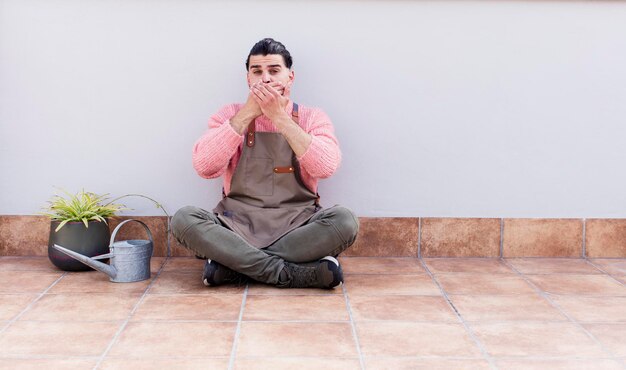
[48,271,151,294]
[19,293,141,321]
[436,273,535,295]
[585,219,626,258]
[495,359,623,370]
[0,321,120,356]
[423,258,514,274]
[345,274,440,295]
[449,294,566,322]
[237,322,356,357]
[161,257,205,273]
[356,322,482,357]
[243,295,348,321]
[507,258,602,274]
[617,276,626,284]
[246,282,342,295]
[148,272,244,295]
[584,323,626,357]
[340,257,426,274]
[132,294,242,321]
[365,358,491,370]
[0,271,62,293]
[349,295,456,322]
[0,215,49,255]
[234,357,360,370]
[526,274,625,295]
[0,257,58,271]
[551,296,626,322]
[503,218,583,257]
[108,321,236,357]
[343,217,418,257]
[420,217,501,257]
[471,322,607,357]
[0,294,37,320]
[589,259,626,275]
[4,253,624,366]
[100,358,229,369]
[0,359,99,369]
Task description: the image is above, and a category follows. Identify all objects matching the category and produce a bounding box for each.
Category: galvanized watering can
[52,219,153,283]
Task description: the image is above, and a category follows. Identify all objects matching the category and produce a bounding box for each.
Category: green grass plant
[41,189,127,232]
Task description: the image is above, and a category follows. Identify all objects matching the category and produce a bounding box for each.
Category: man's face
[247,54,294,96]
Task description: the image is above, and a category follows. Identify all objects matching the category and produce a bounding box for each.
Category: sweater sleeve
[192,104,242,179]
[297,109,342,179]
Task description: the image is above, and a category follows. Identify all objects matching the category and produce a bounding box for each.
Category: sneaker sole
[321,255,339,266]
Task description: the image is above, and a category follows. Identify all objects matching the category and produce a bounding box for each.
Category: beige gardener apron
[213,103,320,248]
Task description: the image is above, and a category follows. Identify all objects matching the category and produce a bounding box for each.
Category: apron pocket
[244,157,274,196]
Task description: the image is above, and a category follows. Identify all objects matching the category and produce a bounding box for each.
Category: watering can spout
[52,244,117,278]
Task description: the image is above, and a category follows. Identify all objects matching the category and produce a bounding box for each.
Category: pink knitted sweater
[192,101,341,195]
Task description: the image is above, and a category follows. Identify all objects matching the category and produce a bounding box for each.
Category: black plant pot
[48,220,110,271]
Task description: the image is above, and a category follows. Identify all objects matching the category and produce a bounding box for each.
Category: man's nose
[262,72,272,83]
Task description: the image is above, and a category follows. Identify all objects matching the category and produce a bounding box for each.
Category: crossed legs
[171,205,359,285]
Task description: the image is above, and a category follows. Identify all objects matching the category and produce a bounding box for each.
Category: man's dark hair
[245,38,293,70]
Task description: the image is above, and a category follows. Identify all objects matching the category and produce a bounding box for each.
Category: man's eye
[253,71,261,75]
[270,70,279,74]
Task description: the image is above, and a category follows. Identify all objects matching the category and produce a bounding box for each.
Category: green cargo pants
[171,205,359,285]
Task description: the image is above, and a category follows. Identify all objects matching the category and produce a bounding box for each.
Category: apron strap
[292,103,299,124]
[246,102,299,147]
[246,117,256,147]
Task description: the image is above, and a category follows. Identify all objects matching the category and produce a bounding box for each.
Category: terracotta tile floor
[0,256,625,369]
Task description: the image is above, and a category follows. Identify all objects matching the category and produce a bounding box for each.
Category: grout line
[417,217,422,259]
[500,218,504,258]
[93,256,169,370]
[227,283,249,370]
[584,260,626,287]
[419,260,499,370]
[582,218,586,258]
[341,283,366,370]
[500,259,624,367]
[0,272,67,335]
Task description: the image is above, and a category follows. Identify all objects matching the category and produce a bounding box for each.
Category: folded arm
[192,105,243,179]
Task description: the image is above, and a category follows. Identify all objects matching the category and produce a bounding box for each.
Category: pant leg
[263,205,359,263]
[171,206,285,284]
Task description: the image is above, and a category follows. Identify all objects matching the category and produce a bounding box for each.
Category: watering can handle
[110,219,154,247]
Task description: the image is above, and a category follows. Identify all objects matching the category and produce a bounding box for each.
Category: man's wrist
[270,110,292,129]
[230,108,259,135]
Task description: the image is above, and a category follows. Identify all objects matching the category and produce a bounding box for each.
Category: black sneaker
[202,260,247,286]
[277,256,343,289]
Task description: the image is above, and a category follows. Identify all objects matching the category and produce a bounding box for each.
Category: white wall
[1,0,625,218]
